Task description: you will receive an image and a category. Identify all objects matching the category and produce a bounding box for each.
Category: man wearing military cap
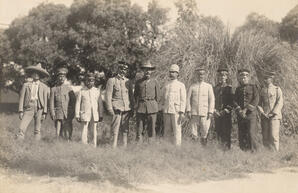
[213,64,233,149]
[50,67,76,140]
[234,68,260,152]
[161,64,186,146]
[17,63,50,140]
[186,67,215,146]
[134,61,160,143]
[106,61,134,148]
[75,72,104,147]
[258,71,283,151]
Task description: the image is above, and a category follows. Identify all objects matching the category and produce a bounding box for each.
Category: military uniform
[234,83,259,151]
[214,83,233,149]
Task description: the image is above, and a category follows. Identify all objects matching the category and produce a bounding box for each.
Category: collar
[32,80,40,85]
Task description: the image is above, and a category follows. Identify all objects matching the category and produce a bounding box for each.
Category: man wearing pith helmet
[234,68,260,152]
[259,71,283,151]
[17,63,50,140]
[213,64,233,149]
[50,67,76,140]
[160,64,186,146]
[186,67,215,146]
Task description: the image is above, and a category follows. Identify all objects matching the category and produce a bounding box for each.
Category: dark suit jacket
[18,81,49,114]
[50,84,76,120]
[214,84,233,111]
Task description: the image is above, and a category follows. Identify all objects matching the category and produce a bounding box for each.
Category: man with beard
[186,67,215,146]
[75,72,104,147]
[50,67,76,140]
[213,65,233,149]
[161,64,186,146]
[106,62,134,148]
[134,61,160,143]
[234,68,260,152]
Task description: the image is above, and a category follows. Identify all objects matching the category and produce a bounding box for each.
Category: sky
[0,0,297,31]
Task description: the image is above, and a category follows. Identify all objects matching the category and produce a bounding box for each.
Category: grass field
[0,111,297,189]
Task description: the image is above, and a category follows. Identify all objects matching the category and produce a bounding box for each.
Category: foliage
[280,4,298,45]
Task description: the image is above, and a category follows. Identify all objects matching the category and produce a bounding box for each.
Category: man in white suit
[75,72,103,147]
[161,64,186,146]
[186,67,215,146]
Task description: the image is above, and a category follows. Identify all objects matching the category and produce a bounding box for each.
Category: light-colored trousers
[55,119,73,140]
[81,116,98,147]
[18,100,43,140]
[163,113,182,146]
[261,117,280,151]
[190,115,211,139]
[111,111,130,148]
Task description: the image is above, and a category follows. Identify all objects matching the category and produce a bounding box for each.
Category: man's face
[169,71,178,80]
[119,66,128,77]
[143,68,153,79]
[57,74,66,84]
[238,72,250,85]
[217,72,228,84]
[31,72,40,81]
[264,77,273,86]
[85,78,95,88]
[197,70,205,82]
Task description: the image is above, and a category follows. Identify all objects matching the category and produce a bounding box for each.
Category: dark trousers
[237,115,259,152]
[136,113,157,141]
[215,115,232,149]
[55,119,73,140]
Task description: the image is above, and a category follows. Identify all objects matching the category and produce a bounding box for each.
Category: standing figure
[75,72,104,147]
[259,71,283,151]
[186,68,215,146]
[17,63,50,140]
[50,67,76,140]
[234,68,260,152]
[106,62,134,148]
[161,64,186,146]
[134,61,160,143]
[213,65,233,149]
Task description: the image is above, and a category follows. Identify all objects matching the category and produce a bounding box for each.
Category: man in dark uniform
[50,67,76,140]
[134,61,160,143]
[214,65,233,149]
[234,68,260,152]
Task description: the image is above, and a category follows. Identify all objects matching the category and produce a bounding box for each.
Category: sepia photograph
[0,0,297,192]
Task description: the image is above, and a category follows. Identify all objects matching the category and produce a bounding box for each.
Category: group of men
[17,61,283,152]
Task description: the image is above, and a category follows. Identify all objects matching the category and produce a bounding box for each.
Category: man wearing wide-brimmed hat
[234,68,260,152]
[160,64,186,146]
[186,67,215,146]
[258,71,283,151]
[17,63,50,140]
[213,64,233,149]
[134,61,160,143]
[50,67,76,140]
[75,72,104,147]
[106,61,134,148]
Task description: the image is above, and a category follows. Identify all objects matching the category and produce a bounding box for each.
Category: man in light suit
[186,67,215,146]
[17,63,50,140]
[259,71,283,151]
[161,64,186,146]
[50,67,76,140]
[75,72,104,147]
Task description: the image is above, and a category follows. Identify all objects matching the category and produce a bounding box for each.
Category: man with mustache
[134,61,160,143]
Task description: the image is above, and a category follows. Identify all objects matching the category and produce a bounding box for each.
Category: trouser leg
[82,121,89,144]
[220,115,232,149]
[190,115,199,139]
[55,120,62,139]
[136,113,145,142]
[147,113,157,139]
[271,119,280,151]
[18,109,34,139]
[200,116,211,146]
[261,118,270,148]
[34,108,43,141]
[173,113,182,146]
[163,113,173,142]
[120,111,130,147]
[238,118,250,151]
[65,119,73,140]
[111,111,121,148]
[249,116,259,152]
[91,119,98,147]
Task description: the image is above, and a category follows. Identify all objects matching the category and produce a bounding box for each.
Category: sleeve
[272,87,283,114]
[105,78,114,111]
[186,85,193,112]
[50,87,55,118]
[180,83,187,113]
[226,86,234,110]
[155,80,161,105]
[69,88,76,118]
[18,84,26,112]
[75,90,82,118]
[208,84,215,113]
[43,85,49,114]
[98,89,104,118]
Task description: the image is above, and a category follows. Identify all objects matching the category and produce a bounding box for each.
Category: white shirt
[31,80,40,100]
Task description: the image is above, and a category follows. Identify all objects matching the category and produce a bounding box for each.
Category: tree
[280,4,298,45]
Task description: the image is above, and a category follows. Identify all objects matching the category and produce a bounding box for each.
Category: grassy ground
[0,112,297,188]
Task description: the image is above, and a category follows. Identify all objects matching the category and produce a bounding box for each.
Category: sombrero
[25,63,49,77]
